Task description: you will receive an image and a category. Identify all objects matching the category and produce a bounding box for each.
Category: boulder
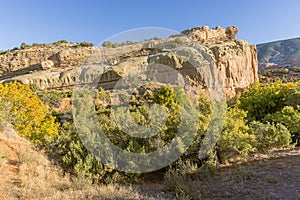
[40,60,54,70]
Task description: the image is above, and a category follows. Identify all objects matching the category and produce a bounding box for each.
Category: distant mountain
[257,37,300,70]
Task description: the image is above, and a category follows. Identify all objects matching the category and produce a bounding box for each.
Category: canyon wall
[0,26,258,97]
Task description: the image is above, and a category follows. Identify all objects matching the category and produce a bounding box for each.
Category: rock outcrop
[0,26,258,97]
[182,26,238,44]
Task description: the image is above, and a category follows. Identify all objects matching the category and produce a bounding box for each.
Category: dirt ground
[194,148,300,200]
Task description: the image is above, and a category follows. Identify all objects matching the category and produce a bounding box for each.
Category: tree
[101,41,112,47]
[20,42,28,49]
[0,81,58,142]
[78,42,94,47]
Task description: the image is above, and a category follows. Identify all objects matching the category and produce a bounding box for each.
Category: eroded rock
[0,26,258,97]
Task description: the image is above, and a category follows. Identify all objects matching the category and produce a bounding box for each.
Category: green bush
[77,42,94,47]
[20,42,29,49]
[32,43,46,47]
[249,121,291,151]
[238,82,295,120]
[101,41,112,47]
[48,122,108,182]
[52,40,68,45]
[49,85,211,181]
[43,81,299,182]
[264,106,300,145]
[217,107,256,160]
[38,90,72,108]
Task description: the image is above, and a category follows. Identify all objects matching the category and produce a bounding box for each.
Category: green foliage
[97,85,187,154]
[52,40,68,45]
[238,82,295,120]
[249,121,291,151]
[264,106,300,144]
[38,90,72,107]
[101,41,112,47]
[235,82,299,151]
[20,42,29,49]
[174,37,185,45]
[48,122,108,182]
[0,82,58,142]
[32,43,47,47]
[259,67,300,83]
[12,47,19,51]
[285,84,300,107]
[101,40,136,48]
[77,42,94,47]
[48,85,211,181]
[217,107,256,160]
[40,79,299,183]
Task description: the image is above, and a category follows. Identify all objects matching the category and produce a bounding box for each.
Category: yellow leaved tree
[0,81,58,142]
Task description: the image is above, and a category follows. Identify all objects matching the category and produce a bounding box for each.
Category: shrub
[101,41,112,47]
[264,106,300,145]
[249,121,291,151]
[0,81,58,142]
[38,90,72,108]
[217,107,256,160]
[12,47,19,51]
[20,42,29,49]
[238,82,295,121]
[285,89,300,108]
[52,40,68,45]
[51,85,209,180]
[164,160,199,200]
[47,122,107,182]
[32,43,46,47]
[78,42,94,47]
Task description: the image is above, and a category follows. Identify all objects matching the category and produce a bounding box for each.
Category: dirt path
[195,148,300,200]
[0,140,21,200]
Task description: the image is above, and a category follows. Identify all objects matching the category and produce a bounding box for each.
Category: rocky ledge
[0,26,258,97]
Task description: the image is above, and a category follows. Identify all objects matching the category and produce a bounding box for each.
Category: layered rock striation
[0,26,258,97]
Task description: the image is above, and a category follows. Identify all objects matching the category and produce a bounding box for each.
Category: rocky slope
[0,26,258,97]
[257,37,300,70]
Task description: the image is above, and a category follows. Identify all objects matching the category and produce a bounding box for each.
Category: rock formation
[182,26,238,44]
[0,26,258,97]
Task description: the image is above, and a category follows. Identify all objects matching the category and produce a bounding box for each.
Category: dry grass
[179,148,300,200]
[164,161,201,200]
[0,123,175,200]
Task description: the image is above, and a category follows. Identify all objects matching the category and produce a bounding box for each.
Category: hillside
[257,37,300,70]
[0,122,177,200]
[2,26,300,199]
[1,121,299,199]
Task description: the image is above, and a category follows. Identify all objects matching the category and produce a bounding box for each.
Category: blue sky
[1,0,300,50]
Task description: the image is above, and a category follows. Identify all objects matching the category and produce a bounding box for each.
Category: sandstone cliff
[0,26,258,97]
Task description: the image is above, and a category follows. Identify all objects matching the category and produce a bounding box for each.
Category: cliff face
[0,26,258,97]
